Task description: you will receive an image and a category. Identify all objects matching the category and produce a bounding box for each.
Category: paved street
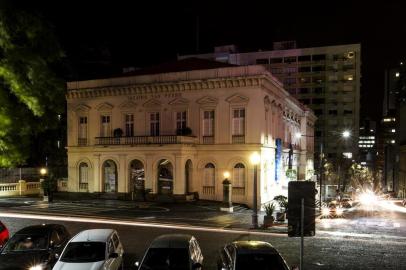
[0,197,405,269]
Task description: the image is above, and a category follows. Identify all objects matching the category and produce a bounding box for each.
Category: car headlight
[336,207,344,216]
[322,207,330,216]
[29,263,46,270]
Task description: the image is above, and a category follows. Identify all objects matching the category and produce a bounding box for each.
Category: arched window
[233,163,245,188]
[79,163,88,184]
[79,163,89,190]
[130,160,145,192]
[203,163,215,187]
[103,160,117,192]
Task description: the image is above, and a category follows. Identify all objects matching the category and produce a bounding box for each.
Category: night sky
[29,1,406,122]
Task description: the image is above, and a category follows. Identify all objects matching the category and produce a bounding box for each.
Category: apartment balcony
[94,135,198,146]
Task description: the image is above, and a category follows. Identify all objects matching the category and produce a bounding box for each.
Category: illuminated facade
[180,42,361,164]
[66,60,316,207]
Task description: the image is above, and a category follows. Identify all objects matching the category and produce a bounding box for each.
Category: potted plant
[113,128,123,137]
[274,195,288,222]
[176,127,193,136]
[263,202,276,228]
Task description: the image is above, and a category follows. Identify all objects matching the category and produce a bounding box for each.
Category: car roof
[15,224,62,235]
[230,241,279,254]
[149,234,194,248]
[71,229,115,243]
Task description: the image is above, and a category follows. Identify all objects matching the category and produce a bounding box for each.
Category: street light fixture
[342,130,351,138]
[40,168,47,176]
[223,171,230,179]
[250,152,260,229]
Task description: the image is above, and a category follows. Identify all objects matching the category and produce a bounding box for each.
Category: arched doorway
[185,160,193,194]
[158,159,173,195]
[102,160,117,192]
[129,160,145,199]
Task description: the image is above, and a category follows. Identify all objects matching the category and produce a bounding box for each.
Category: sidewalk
[0,195,288,234]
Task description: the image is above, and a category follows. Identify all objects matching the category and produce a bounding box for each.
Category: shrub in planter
[274,195,288,221]
[176,127,193,136]
[113,128,123,137]
[263,202,276,228]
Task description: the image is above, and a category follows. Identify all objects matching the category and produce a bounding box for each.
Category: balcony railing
[95,135,198,146]
[78,138,87,146]
[232,135,245,144]
[202,136,214,144]
[202,186,215,195]
[79,182,88,191]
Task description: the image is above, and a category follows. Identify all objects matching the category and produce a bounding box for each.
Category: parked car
[340,198,353,208]
[0,224,70,270]
[0,221,9,250]
[52,229,124,270]
[217,241,291,270]
[136,234,203,270]
[321,201,344,218]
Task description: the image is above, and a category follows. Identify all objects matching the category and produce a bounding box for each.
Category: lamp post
[40,168,48,202]
[250,152,260,229]
[296,132,322,210]
[220,171,233,212]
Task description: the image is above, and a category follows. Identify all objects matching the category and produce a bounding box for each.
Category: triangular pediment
[119,101,137,109]
[196,96,218,105]
[74,104,91,113]
[143,99,162,108]
[168,97,190,106]
[96,102,114,111]
[226,94,249,104]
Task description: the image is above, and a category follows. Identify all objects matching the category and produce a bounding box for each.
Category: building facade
[66,62,316,207]
[358,119,377,168]
[180,42,361,165]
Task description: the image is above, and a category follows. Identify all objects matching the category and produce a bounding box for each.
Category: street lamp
[40,168,47,176]
[250,152,260,229]
[295,132,323,209]
[342,130,351,138]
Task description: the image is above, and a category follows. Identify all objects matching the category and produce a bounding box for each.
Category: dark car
[136,234,203,270]
[0,221,9,250]
[217,241,291,270]
[0,224,70,270]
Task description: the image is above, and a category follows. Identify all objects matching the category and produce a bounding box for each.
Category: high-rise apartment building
[358,119,377,168]
[379,64,406,195]
[180,42,361,166]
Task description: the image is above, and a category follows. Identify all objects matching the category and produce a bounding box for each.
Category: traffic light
[288,181,316,237]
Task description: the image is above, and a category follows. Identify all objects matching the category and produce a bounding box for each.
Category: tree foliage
[0,4,65,167]
[348,163,381,192]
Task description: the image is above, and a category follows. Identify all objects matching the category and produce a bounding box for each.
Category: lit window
[343,152,352,158]
[125,114,134,137]
[232,108,245,136]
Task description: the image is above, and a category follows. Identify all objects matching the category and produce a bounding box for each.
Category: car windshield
[60,242,106,263]
[140,248,190,270]
[235,253,288,270]
[2,234,48,252]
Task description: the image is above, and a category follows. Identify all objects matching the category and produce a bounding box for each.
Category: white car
[53,229,124,270]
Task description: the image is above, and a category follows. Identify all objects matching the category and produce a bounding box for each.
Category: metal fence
[0,167,67,183]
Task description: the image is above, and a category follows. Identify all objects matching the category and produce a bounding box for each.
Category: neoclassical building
[66,59,316,207]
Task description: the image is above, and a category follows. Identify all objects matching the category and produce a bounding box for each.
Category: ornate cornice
[66,76,263,100]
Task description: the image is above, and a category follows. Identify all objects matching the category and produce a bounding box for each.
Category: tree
[348,163,377,191]
[0,3,65,167]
